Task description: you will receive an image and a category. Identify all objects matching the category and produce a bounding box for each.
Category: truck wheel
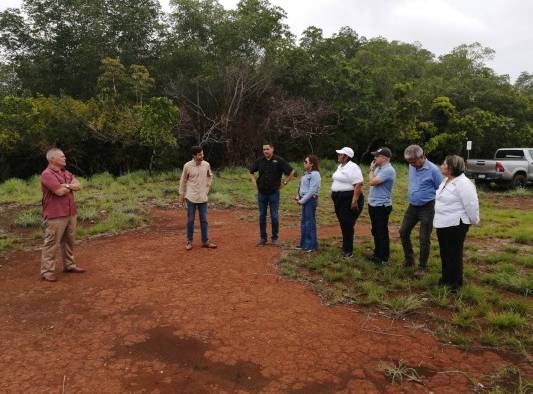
[511,173,526,188]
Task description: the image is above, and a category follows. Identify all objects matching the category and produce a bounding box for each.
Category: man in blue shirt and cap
[400,145,443,271]
[367,147,396,266]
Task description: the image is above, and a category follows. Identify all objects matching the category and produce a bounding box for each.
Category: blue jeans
[300,197,318,250]
[258,191,280,241]
[186,199,208,243]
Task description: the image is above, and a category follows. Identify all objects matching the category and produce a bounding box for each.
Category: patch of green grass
[500,299,531,317]
[82,211,145,236]
[0,176,41,204]
[486,311,526,330]
[482,271,532,296]
[458,284,488,305]
[360,281,386,305]
[451,305,477,328]
[449,332,473,349]
[209,192,234,207]
[487,366,533,394]
[13,207,42,227]
[479,328,499,347]
[77,205,99,222]
[90,172,115,189]
[428,286,452,307]
[0,236,16,251]
[382,295,423,319]
[279,259,300,279]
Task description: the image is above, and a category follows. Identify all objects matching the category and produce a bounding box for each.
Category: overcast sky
[2,0,531,81]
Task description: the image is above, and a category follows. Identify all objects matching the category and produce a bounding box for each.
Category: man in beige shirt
[178,146,217,250]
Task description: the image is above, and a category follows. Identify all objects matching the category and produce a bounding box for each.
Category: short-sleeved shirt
[408,159,443,206]
[41,166,77,219]
[250,155,293,194]
[368,163,396,207]
[331,161,363,192]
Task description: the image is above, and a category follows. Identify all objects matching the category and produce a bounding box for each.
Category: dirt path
[0,209,527,393]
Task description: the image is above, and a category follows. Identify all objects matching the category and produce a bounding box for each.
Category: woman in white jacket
[434,155,480,291]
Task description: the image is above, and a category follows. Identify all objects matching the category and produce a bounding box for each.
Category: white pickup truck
[466,148,533,188]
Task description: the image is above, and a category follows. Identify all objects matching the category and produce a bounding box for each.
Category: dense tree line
[1,0,532,180]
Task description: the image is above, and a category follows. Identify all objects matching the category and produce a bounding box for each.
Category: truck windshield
[495,150,525,159]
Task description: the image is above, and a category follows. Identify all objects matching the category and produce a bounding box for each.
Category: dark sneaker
[256,239,267,246]
[342,252,354,259]
[63,266,85,273]
[271,239,279,246]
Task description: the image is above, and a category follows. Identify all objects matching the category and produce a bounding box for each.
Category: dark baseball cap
[371,147,392,158]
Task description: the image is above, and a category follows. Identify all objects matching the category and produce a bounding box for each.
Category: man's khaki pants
[41,215,77,275]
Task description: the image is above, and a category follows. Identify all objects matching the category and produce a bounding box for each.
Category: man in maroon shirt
[40,148,85,282]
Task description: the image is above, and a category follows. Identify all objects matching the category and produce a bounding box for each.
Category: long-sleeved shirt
[178,160,213,203]
[434,173,480,228]
[298,170,321,204]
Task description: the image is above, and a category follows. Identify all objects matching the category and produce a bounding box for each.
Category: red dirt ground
[0,208,529,393]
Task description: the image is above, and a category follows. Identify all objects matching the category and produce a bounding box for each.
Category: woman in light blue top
[295,155,321,251]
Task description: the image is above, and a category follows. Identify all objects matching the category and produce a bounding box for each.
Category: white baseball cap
[335,147,354,158]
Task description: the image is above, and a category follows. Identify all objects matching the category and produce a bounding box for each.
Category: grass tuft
[486,311,526,330]
[13,208,42,227]
[382,295,423,319]
[378,360,422,384]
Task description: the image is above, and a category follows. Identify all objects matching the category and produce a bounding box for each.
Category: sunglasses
[304,160,310,164]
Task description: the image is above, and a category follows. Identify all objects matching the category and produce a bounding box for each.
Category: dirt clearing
[0,209,528,393]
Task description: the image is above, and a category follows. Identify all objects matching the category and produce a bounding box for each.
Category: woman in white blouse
[331,147,364,259]
[434,155,480,291]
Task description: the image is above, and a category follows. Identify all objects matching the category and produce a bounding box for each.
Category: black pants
[399,201,435,267]
[368,205,392,262]
[331,191,364,254]
[436,222,470,289]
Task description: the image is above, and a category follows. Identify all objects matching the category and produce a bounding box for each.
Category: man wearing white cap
[331,147,364,259]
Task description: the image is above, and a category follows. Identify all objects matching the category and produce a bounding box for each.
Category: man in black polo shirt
[250,143,295,245]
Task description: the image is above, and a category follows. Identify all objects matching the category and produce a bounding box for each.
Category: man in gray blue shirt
[368,147,396,265]
[399,145,444,270]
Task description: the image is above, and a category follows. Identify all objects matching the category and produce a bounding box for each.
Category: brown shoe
[63,266,85,273]
[185,242,193,251]
[202,242,217,249]
[41,272,57,282]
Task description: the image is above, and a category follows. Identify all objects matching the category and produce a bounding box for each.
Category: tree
[515,72,533,96]
[130,65,154,105]
[135,97,180,174]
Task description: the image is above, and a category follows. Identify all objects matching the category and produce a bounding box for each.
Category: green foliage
[1,0,531,180]
[135,97,180,173]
